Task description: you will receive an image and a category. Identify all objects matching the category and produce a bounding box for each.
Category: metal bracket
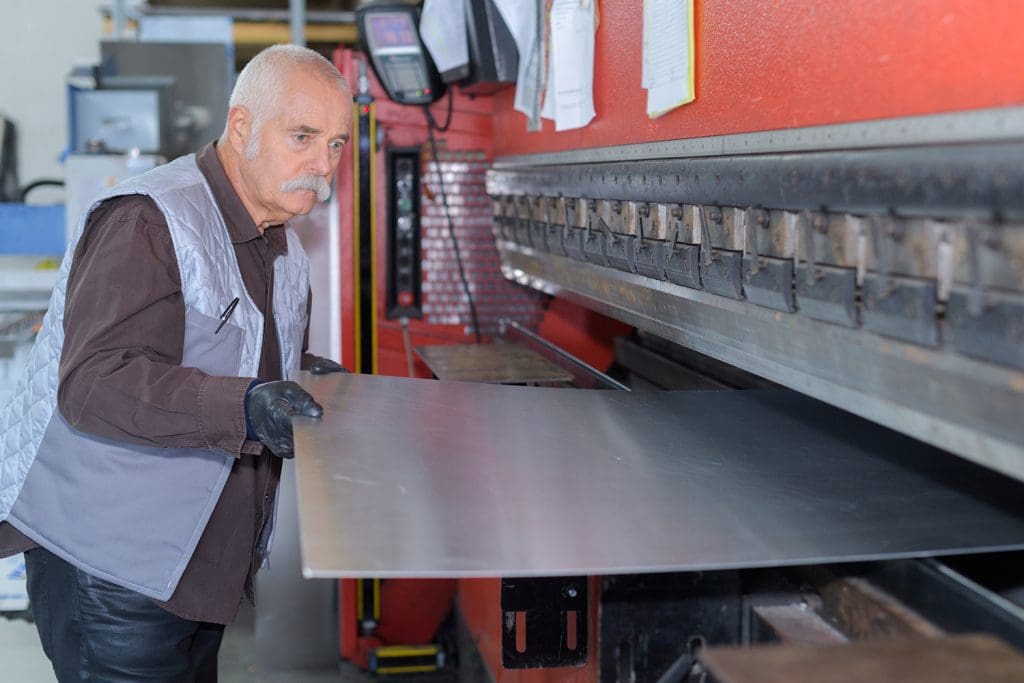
[529,196,548,251]
[636,239,669,280]
[947,287,1024,371]
[743,208,795,311]
[564,225,588,261]
[563,198,587,261]
[545,197,567,256]
[702,250,744,299]
[742,207,767,277]
[862,273,940,347]
[698,205,743,298]
[796,263,859,327]
[501,576,588,669]
[869,214,904,299]
[499,196,517,242]
[698,205,721,268]
[745,257,796,312]
[965,220,998,316]
[515,195,533,247]
[632,203,666,279]
[797,210,826,285]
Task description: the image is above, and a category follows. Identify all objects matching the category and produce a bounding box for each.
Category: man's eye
[329,140,345,152]
[294,134,309,143]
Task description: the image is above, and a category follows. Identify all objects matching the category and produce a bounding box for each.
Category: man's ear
[226,105,251,155]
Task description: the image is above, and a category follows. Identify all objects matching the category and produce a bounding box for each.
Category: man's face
[240,70,352,226]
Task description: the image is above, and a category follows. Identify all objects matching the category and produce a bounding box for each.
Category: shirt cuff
[197,375,258,458]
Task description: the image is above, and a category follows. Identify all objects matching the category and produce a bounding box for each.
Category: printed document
[643,0,695,118]
[545,0,596,131]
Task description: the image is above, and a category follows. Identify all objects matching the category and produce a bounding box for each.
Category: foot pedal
[369,644,445,676]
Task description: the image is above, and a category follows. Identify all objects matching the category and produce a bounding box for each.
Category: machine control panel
[356,4,444,105]
[386,148,423,319]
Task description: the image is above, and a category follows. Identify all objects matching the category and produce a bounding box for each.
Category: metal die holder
[595,199,636,272]
[741,205,794,313]
[545,225,567,257]
[654,204,700,288]
[563,226,588,261]
[496,196,516,242]
[606,234,638,274]
[744,256,796,312]
[563,198,588,261]
[665,243,702,289]
[795,264,859,328]
[529,196,551,252]
[742,207,795,312]
[540,197,565,255]
[861,273,940,347]
[501,576,588,669]
[635,239,670,280]
[545,197,569,257]
[606,201,650,275]
[698,206,744,299]
[583,227,610,267]
[946,287,1024,371]
[514,196,533,247]
[701,250,744,299]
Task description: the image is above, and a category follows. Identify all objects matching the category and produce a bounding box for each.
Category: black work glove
[309,357,350,374]
[244,380,324,459]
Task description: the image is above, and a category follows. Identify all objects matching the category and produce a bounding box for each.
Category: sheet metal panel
[415,343,573,384]
[293,372,1024,578]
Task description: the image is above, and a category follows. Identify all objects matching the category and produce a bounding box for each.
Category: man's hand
[244,381,323,458]
[309,358,350,374]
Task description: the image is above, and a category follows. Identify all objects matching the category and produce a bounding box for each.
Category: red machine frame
[330,1,1024,678]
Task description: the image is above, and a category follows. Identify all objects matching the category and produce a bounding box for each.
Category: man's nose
[308,144,332,176]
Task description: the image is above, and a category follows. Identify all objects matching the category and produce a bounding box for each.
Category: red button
[398,291,413,307]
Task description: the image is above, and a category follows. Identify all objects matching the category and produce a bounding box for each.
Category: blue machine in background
[0,204,65,255]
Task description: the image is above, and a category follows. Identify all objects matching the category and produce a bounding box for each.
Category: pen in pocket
[215,297,240,334]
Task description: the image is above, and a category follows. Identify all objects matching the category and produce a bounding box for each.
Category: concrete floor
[0,611,53,682]
[0,603,374,682]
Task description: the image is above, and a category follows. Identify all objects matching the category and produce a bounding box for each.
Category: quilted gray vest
[0,154,309,601]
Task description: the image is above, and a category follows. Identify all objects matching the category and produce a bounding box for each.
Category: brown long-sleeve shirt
[0,141,320,624]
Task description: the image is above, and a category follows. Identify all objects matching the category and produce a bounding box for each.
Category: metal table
[414,342,574,384]
[292,372,1024,578]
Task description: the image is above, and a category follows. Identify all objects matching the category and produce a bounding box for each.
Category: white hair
[222,44,350,159]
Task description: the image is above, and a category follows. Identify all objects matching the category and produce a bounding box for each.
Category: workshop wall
[0,1,103,201]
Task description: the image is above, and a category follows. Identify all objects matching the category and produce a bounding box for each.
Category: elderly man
[0,44,352,681]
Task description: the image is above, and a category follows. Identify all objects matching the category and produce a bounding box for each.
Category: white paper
[547,0,596,131]
[493,0,543,130]
[643,0,694,118]
[420,0,470,77]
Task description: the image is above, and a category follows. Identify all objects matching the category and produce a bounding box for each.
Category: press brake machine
[322,2,1024,680]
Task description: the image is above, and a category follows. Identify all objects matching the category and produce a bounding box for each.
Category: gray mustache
[279,175,331,202]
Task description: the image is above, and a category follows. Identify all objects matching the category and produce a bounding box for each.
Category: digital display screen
[367,13,417,49]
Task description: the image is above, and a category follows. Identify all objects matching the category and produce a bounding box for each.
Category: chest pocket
[183,309,244,376]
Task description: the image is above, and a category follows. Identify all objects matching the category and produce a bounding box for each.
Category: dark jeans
[24,547,225,682]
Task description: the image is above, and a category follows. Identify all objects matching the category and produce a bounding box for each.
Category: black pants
[24,547,225,682]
